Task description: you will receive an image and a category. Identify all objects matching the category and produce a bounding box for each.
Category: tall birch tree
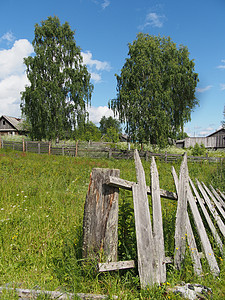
[21,16,93,140]
[110,33,199,146]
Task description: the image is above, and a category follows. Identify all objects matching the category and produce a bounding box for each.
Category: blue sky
[0,0,224,137]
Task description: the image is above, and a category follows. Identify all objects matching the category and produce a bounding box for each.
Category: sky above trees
[0,0,225,137]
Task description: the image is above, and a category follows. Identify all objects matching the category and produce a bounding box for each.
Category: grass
[0,149,224,299]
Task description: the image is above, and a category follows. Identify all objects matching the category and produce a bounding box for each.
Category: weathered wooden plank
[186,180,220,275]
[151,156,166,282]
[83,168,120,262]
[98,260,135,272]
[219,190,225,202]
[132,149,155,287]
[106,176,177,200]
[174,153,188,269]
[210,185,225,210]
[196,180,225,238]
[190,179,223,255]
[0,287,118,299]
[202,182,225,218]
[172,166,202,275]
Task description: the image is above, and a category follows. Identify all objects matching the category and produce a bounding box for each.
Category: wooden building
[0,115,26,136]
[176,128,225,149]
[207,128,225,149]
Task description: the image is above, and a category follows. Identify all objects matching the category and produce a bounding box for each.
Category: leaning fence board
[132,149,155,287]
[151,156,166,282]
[196,180,225,237]
[98,260,135,272]
[82,168,120,262]
[190,179,223,255]
[172,166,202,275]
[219,190,225,202]
[174,153,188,269]
[202,182,225,219]
[210,185,225,210]
[187,181,220,275]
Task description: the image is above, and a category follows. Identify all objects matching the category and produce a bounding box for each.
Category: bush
[191,143,206,156]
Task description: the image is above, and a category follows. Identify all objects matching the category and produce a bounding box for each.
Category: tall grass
[0,149,224,299]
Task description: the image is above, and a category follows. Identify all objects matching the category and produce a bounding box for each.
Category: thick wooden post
[83,168,120,263]
[0,136,1,149]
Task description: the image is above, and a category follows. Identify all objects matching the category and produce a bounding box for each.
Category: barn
[0,115,26,136]
[207,128,225,149]
[176,128,225,149]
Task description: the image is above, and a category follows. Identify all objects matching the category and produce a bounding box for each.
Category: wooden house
[0,115,26,136]
[207,128,225,149]
[176,128,225,149]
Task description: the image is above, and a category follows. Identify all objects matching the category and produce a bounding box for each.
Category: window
[3,120,5,125]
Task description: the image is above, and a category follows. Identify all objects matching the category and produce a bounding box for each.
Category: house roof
[207,128,225,137]
[1,115,24,131]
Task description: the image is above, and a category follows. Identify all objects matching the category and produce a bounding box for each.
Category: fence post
[109,148,112,158]
[25,141,28,152]
[165,151,167,163]
[0,136,1,149]
[22,138,25,153]
[62,146,64,156]
[145,151,149,161]
[75,141,78,157]
[83,168,120,262]
[48,142,51,155]
[38,142,41,154]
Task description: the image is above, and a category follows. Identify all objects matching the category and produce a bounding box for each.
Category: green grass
[0,149,224,299]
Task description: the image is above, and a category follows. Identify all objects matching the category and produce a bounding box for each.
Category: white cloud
[217,59,225,69]
[220,83,225,90]
[81,51,111,83]
[0,31,15,43]
[82,51,110,71]
[102,0,110,9]
[0,39,33,117]
[0,39,33,80]
[196,85,213,93]
[140,12,166,29]
[88,105,114,124]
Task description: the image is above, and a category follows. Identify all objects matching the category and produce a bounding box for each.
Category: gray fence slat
[190,179,223,255]
[174,153,188,269]
[210,185,225,210]
[172,166,202,275]
[132,149,155,287]
[196,180,225,238]
[151,156,166,282]
[202,183,225,219]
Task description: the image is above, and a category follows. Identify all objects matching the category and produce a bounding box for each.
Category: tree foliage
[99,116,121,134]
[21,16,93,140]
[74,121,101,141]
[99,116,121,142]
[110,33,199,146]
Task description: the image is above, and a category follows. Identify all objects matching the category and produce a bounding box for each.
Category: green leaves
[110,33,199,147]
[21,16,93,141]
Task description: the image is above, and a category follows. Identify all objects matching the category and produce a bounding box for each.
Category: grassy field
[0,149,224,299]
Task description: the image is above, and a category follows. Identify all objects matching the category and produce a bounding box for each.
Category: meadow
[0,148,224,299]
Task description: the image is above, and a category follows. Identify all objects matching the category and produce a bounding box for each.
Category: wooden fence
[0,139,224,163]
[83,150,224,288]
